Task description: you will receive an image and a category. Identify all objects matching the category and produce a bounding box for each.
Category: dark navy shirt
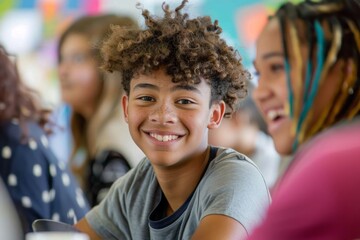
[0,119,89,233]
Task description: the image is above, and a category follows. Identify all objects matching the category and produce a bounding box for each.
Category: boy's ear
[208,101,226,129]
[122,94,129,123]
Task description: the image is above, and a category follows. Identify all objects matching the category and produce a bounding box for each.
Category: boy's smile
[122,68,224,169]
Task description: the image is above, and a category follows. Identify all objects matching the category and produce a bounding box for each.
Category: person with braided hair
[74,0,270,239]
[248,0,360,239]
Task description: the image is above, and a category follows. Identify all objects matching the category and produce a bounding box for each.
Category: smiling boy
[75,1,270,239]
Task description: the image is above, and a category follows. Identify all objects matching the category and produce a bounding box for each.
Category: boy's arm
[75,218,102,240]
[191,214,248,240]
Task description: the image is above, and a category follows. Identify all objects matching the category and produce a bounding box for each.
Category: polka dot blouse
[0,120,90,233]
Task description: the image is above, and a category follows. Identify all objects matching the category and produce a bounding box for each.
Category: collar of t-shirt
[149,146,218,229]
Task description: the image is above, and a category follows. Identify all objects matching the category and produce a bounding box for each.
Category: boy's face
[122,68,225,168]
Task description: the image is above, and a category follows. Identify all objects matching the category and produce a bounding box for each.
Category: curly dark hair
[101,0,249,111]
[0,45,50,138]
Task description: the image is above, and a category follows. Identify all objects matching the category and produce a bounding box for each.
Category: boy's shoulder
[212,146,252,163]
[208,146,263,174]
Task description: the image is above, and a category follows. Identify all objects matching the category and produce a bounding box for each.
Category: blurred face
[253,19,293,155]
[58,34,102,118]
[122,68,225,169]
[253,18,345,155]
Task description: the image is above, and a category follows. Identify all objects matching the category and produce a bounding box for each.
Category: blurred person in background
[48,103,72,164]
[248,0,360,239]
[0,44,89,234]
[57,14,144,206]
[208,81,280,189]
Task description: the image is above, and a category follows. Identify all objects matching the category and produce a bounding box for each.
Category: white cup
[26,232,89,240]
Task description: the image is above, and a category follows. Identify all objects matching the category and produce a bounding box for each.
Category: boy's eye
[139,96,155,102]
[177,99,194,105]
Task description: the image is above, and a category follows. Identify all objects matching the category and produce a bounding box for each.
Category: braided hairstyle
[101,0,249,112]
[274,0,360,150]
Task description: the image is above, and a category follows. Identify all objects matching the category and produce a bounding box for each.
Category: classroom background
[0,0,300,106]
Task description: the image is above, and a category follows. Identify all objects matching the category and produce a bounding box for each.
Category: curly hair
[273,0,360,149]
[101,0,249,111]
[0,45,50,139]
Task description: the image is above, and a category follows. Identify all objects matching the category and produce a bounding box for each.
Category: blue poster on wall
[17,0,36,9]
[200,0,300,67]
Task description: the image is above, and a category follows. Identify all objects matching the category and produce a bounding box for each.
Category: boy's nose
[149,103,177,124]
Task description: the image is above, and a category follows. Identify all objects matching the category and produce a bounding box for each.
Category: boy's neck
[154,146,211,215]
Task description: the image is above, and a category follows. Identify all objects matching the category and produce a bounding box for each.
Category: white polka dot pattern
[1,120,89,225]
[49,164,57,177]
[21,196,32,208]
[8,174,17,186]
[58,162,66,170]
[52,213,60,221]
[42,190,51,203]
[29,139,37,150]
[41,135,48,148]
[67,209,75,218]
[67,208,77,223]
[62,173,70,186]
[2,146,11,159]
[76,188,86,208]
[33,164,42,177]
[11,118,19,125]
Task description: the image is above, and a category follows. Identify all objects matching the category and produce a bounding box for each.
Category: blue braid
[285,59,293,118]
[292,20,325,151]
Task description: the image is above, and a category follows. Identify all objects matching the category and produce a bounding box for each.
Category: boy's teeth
[150,133,178,142]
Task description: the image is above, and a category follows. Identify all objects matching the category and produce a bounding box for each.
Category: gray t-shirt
[86,147,270,239]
